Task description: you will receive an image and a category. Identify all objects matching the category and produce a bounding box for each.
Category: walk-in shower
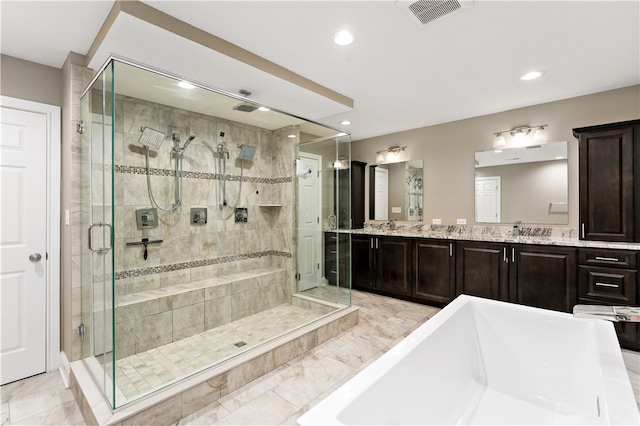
[78,58,352,411]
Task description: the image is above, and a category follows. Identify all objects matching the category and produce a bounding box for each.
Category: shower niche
[80,58,352,410]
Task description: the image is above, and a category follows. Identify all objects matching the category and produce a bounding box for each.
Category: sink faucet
[512,220,522,236]
[573,305,640,322]
[387,219,397,231]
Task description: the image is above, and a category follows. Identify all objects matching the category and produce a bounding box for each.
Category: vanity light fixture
[376,145,407,163]
[493,125,548,148]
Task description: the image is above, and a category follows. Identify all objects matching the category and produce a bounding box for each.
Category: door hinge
[295,273,301,281]
[317,263,320,270]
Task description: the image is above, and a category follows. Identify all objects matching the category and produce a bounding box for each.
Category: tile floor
[107,304,328,403]
[2,291,639,425]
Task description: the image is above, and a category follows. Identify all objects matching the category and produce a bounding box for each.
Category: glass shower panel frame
[81,61,117,408]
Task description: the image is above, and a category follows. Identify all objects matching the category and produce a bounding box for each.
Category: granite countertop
[329,222,640,250]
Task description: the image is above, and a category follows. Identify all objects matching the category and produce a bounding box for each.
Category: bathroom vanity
[349,225,640,351]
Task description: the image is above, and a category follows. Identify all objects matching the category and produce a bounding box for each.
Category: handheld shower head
[138,127,166,149]
[238,144,257,161]
[182,135,195,151]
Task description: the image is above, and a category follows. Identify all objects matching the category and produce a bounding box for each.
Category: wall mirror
[369,159,424,221]
[474,141,568,224]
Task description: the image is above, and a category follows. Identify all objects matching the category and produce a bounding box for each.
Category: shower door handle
[88,222,113,254]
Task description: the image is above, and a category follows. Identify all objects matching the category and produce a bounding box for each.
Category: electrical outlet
[457,218,467,225]
[432,218,442,225]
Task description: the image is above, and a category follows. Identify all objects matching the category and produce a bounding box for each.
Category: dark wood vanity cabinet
[324,232,349,286]
[577,248,639,350]
[509,245,577,312]
[350,234,412,296]
[413,239,455,306]
[336,161,366,229]
[574,120,640,242]
[455,241,509,301]
[351,234,375,290]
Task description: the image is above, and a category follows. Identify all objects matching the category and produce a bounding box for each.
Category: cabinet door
[510,245,577,312]
[578,126,635,241]
[413,239,455,305]
[376,236,412,296]
[351,235,374,289]
[456,241,508,300]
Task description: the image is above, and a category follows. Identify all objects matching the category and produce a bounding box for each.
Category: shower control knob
[29,253,42,262]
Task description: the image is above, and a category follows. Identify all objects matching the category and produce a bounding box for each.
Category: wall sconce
[376,145,407,163]
[493,125,548,148]
[332,158,349,169]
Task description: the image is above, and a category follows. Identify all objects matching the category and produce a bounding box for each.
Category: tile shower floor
[2,290,639,425]
[105,303,329,402]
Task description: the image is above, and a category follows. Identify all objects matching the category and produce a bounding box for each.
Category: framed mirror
[474,141,568,224]
[369,159,424,221]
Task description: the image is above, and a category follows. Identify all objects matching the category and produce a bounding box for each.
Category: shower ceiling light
[258,106,270,112]
[340,120,352,125]
[333,30,354,46]
[178,81,195,89]
[288,134,296,139]
[520,70,545,81]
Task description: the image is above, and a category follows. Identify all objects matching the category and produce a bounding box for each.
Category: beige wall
[352,85,640,227]
[1,54,62,106]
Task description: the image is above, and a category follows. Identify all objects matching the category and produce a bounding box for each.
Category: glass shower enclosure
[80,58,352,408]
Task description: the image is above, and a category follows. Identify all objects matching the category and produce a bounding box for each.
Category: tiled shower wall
[73,75,298,360]
[111,93,296,295]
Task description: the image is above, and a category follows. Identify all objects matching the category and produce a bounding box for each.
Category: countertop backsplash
[340,222,640,250]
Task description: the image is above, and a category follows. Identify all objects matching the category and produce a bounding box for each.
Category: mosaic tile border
[115,250,292,280]
[114,165,292,183]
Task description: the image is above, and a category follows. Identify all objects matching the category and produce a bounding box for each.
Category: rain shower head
[233,103,258,113]
[238,144,257,161]
[138,127,166,149]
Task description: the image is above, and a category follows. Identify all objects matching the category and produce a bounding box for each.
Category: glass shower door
[81,61,116,408]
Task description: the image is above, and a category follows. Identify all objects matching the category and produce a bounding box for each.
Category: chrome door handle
[88,222,113,253]
[29,253,42,262]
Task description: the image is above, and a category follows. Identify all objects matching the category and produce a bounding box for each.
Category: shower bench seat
[111,266,291,357]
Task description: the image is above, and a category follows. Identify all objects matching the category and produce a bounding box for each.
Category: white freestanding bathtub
[298,295,639,425]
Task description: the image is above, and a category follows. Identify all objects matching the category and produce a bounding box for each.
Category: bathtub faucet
[573,305,640,322]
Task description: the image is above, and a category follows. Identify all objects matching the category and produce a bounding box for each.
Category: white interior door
[475,176,501,223]
[297,153,322,291]
[374,167,389,220]
[0,105,48,385]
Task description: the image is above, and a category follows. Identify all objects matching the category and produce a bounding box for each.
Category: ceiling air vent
[396,0,474,27]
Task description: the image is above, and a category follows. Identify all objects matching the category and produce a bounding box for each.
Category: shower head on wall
[238,144,257,161]
[138,127,166,149]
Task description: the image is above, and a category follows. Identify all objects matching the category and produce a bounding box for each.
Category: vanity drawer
[578,266,636,304]
[577,249,637,269]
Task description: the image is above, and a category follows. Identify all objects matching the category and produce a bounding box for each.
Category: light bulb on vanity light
[533,126,549,142]
[386,150,398,162]
[493,133,507,148]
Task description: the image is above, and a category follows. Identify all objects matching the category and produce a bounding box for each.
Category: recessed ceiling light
[178,81,195,89]
[520,70,545,81]
[340,120,351,125]
[333,30,354,46]
[258,106,270,112]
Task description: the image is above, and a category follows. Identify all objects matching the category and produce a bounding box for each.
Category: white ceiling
[1,1,638,141]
